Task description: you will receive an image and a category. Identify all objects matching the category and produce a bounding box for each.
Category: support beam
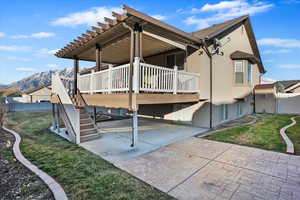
[52,104,56,129]
[95,44,102,71]
[131,110,138,148]
[56,104,60,133]
[143,31,187,50]
[73,57,79,95]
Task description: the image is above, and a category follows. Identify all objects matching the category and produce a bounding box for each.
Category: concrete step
[80,133,101,142]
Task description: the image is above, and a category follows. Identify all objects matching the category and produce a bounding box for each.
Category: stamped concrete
[117,137,300,200]
[80,118,207,163]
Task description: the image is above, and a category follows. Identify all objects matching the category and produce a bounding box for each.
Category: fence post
[133,57,140,93]
[108,65,112,94]
[173,65,178,94]
[90,69,95,94]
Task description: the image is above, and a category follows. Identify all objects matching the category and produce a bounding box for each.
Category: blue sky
[0,0,299,84]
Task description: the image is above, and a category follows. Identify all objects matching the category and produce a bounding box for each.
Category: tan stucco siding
[186,24,260,104]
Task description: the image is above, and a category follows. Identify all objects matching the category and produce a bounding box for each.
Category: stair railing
[56,94,77,143]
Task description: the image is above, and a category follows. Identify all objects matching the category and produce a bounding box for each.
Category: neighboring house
[277,80,300,93]
[51,5,265,145]
[255,81,300,114]
[20,84,52,103]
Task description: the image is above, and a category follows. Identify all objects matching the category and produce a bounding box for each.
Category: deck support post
[73,56,79,95]
[133,57,140,93]
[93,107,97,123]
[52,103,56,129]
[131,110,138,148]
[56,104,60,133]
[95,44,102,71]
[173,65,178,94]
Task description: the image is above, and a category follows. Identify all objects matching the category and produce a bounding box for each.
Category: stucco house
[51,5,265,145]
[20,84,52,103]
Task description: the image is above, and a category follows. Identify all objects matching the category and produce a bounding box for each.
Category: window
[237,102,243,116]
[166,52,185,70]
[234,61,244,84]
[220,104,229,121]
[247,62,253,85]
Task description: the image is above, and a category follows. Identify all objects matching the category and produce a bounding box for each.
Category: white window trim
[237,102,243,116]
[221,104,229,122]
[234,60,244,84]
[247,62,253,85]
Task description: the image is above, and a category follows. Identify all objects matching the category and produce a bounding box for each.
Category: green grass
[286,117,300,155]
[6,111,174,200]
[203,114,292,153]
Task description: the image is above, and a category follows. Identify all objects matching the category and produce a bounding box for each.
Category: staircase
[52,74,101,144]
[79,108,101,142]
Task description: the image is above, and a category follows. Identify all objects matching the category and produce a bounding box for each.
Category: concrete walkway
[117,137,300,200]
[80,118,207,163]
[280,116,298,154]
[3,126,68,200]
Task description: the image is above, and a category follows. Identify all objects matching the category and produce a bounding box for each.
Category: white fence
[276,93,300,114]
[78,62,200,94]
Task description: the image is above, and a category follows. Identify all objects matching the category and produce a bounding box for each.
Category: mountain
[5,67,75,92]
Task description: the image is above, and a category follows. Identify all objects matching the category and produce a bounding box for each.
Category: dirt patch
[0,128,54,200]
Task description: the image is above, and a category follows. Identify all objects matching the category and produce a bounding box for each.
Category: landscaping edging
[280,117,298,154]
[2,126,68,200]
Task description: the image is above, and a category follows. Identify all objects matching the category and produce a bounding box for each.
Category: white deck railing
[78,61,200,94]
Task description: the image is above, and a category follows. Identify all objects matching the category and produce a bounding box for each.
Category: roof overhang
[230,50,260,64]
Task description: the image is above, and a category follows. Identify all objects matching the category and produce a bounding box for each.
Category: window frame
[247,62,253,85]
[234,60,244,85]
[237,102,243,116]
[220,104,229,122]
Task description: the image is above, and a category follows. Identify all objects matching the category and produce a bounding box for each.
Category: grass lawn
[286,117,300,155]
[6,111,174,200]
[203,114,293,153]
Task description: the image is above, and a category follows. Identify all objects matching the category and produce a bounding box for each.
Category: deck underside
[52,93,201,109]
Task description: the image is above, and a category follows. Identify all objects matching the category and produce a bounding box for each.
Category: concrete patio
[117,137,300,200]
[80,118,207,163]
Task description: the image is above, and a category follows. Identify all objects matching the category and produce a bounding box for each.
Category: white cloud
[47,64,59,68]
[151,14,168,20]
[0,32,5,38]
[258,38,300,48]
[278,64,300,69]
[16,67,36,72]
[51,6,123,27]
[185,0,273,29]
[0,45,31,52]
[261,77,276,84]
[12,32,56,39]
[34,48,59,57]
[263,49,292,54]
[7,56,31,62]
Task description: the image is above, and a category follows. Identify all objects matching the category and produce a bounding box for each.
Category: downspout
[201,39,213,129]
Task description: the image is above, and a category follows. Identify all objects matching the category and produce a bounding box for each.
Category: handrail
[56,94,77,142]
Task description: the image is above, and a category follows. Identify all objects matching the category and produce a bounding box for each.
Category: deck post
[133,57,140,93]
[173,65,178,94]
[95,44,102,71]
[73,56,79,95]
[131,110,138,148]
[90,69,95,94]
[108,65,112,94]
[56,104,60,133]
[52,103,56,130]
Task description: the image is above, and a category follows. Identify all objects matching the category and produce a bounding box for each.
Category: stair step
[81,119,92,124]
[80,124,95,130]
[80,133,101,142]
[81,128,98,136]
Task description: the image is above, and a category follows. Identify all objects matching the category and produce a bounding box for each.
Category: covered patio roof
[55,5,201,63]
